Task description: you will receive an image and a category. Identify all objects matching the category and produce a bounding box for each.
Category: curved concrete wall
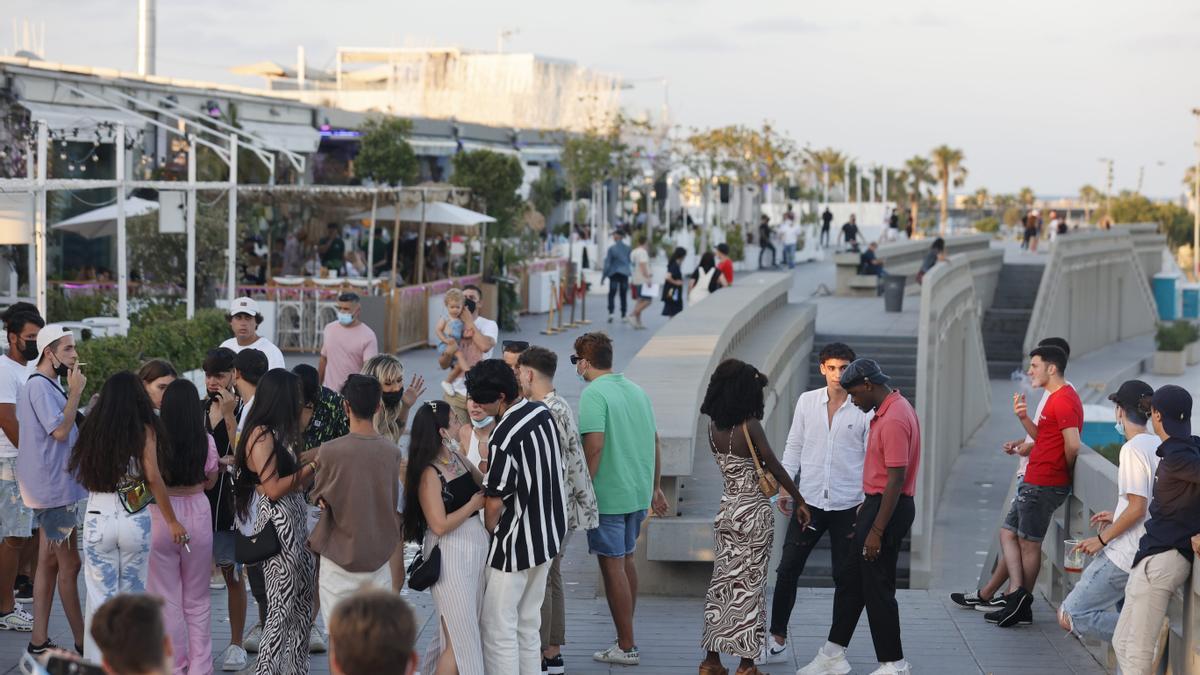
[1023,230,1157,359]
[911,255,992,588]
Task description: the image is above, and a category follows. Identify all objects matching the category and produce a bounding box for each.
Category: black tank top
[438,455,480,514]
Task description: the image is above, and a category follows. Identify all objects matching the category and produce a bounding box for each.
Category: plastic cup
[1064,539,1085,573]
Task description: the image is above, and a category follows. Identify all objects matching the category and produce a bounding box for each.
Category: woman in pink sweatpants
[149,380,220,675]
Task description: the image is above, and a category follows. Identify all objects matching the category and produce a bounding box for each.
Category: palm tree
[972,187,990,217]
[1185,166,1197,191]
[1078,184,1101,223]
[904,156,935,231]
[801,147,848,200]
[1018,186,1036,209]
[930,145,967,235]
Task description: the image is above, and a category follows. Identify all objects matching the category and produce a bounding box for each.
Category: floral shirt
[304,386,350,451]
[544,391,599,531]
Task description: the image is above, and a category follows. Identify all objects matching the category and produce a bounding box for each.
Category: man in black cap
[797,359,920,675]
[1113,384,1200,674]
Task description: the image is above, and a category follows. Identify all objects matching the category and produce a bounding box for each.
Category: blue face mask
[471,415,494,429]
[337,312,354,326]
[1114,420,1125,437]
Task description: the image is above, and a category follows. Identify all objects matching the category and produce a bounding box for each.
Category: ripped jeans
[82,493,151,660]
[1060,552,1127,642]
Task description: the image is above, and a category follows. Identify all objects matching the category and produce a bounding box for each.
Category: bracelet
[870,525,884,536]
[1097,532,1106,546]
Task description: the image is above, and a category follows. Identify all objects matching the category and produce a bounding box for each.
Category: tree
[528,169,562,225]
[450,150,524,236]
[1018,186,1036,209]
[1078,184,1101,222]
[930,145,967,235]
[679,126,742,250]
[560,131,613,230]
[801,147,849,200]
[353,117,418,186]
[904,156,935,232]
[970,187,990,217]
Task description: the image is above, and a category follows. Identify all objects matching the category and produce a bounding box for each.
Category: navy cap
[1151,385,1192,439]
[840,358,890,389]
[1108,380,1153,412]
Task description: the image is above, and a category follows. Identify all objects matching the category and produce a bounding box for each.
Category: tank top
[436,455,480,514]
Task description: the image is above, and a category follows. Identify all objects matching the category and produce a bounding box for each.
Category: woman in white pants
[68,371,187,660]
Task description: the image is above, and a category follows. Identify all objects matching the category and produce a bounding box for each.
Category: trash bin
[1183,283,1199,320]
[882,275,906,313]
[1153,273,1178,321]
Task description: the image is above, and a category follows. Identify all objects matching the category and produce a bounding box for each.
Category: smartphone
[45,656,105,675]
[463,298,477,314]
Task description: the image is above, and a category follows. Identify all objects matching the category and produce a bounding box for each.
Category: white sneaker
[440,381,456,397]
[0,608,32,632]
[210,571,226,590]
[592,643,639,665]
[308,625,327,653]
[797,649,852,675]
[869,661,912,674]
[219,644,248,672]
[756,637,790,665]
[244,623,262,653]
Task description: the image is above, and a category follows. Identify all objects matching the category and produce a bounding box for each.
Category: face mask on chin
[471,415,494,429]
[50,355,68,378]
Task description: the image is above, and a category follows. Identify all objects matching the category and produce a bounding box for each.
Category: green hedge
[76,309,229,398]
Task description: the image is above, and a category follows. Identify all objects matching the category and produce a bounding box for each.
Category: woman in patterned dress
[698,360,810,675]
[234,370,319,675]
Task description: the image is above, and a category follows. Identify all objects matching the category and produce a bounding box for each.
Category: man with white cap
[219,297,285,371]
[16,325,88,656]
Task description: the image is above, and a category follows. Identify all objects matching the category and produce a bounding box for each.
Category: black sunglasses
[502,340,530,352]
[569,355,582,365]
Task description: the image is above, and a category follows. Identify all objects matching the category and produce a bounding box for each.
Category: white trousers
[1113,549,1191,675]
[482,563,550,675]
[317,557,391,631]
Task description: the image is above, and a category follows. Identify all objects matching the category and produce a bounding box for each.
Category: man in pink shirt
[319,292,378,392]
[798,358,920,675]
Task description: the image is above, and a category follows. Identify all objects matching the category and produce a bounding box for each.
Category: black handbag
[406,543,441,591]
[235,521,281,564]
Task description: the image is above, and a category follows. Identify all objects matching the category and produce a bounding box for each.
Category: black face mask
[381,391,403,408]
[18,339,37,362]
[51,358,68,378]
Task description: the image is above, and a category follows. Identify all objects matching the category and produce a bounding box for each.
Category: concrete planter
[1188,341,1200,365]
[1153,350,1188,376]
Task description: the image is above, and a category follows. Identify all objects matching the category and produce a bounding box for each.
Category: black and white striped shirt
[484,398,568,572]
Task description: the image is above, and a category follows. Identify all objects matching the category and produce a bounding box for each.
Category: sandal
[734,667,762,675]
[699,664,729,675]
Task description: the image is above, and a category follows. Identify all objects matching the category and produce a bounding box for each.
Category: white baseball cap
[229,297,261,317]
[36,324,73,363]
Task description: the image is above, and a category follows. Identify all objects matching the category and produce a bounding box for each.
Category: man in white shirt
[779,213,802,270]
[220,297,286,371]
[444,284,498,423]
[0,303,41,631]
[758,342,871,665]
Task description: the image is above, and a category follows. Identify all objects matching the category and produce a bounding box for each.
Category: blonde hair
[362,354,405,443]
[443,288,464,306]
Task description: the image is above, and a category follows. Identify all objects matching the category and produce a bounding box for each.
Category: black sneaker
[542,654,565,675]
[986,588,1033,627]
[949,590,986,608]
[972,593,1006,612]
[13,575,32,605]
[27,639,57,655]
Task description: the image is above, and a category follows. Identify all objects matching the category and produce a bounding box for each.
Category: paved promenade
[0,253,1110,674]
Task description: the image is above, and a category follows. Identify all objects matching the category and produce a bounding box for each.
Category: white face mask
[1114,420,1125,437]
[471,416,494,429]
[443,436,461,453]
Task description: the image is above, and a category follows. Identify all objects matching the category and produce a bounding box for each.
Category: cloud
[738,16,823,34]
[653,33,738,52]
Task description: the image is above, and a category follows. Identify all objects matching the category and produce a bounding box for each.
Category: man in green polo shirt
[573,332,667,667]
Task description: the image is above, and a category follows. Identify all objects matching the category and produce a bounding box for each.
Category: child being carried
[436,288,484,396]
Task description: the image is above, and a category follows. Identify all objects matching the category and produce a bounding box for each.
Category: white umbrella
[349,201,496,226]
[51,196,158,239]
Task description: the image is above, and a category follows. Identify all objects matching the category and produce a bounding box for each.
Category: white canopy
[239,120,321,154]
[20,101,147,142]
[50,196,158,239]
[350,201,496,226]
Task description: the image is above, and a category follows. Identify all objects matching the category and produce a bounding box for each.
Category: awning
[349,201,496,227]
[238,120,320,154]
[460,141,518,156]
[520,146,561,163]
[409,137,459,157]
[51,196,159,239]
[19,101,147,141]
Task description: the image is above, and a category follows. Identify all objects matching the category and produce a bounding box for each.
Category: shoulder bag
[741,423,779,498]
[117,479,155,514]
[235,520,280,564]
[406,542,441,591]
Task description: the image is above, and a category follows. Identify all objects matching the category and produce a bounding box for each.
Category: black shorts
[1002,481,1069,542]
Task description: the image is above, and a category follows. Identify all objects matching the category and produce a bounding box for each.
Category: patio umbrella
[50,196,159,239]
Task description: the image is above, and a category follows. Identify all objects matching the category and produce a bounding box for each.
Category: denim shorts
[33,499,86,544]
[0,458,32,540]
[213,530,237,568]
[587,510,647,558]
[1002,482,1069,542]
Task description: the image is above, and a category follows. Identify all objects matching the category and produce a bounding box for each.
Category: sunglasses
[502,340,530,352]
[570,355,583,365]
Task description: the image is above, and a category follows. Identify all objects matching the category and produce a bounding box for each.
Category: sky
[7,0,1200,199]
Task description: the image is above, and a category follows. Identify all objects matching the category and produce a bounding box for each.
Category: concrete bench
[834,234,994,297]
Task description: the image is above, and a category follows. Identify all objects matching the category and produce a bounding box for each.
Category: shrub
[724,226,746,262]
[1155,321,1192,352]
[974,217,1000,234]
[76,309,229,398]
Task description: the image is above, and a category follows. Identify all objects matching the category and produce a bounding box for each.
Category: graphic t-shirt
[1024,385,1083,487]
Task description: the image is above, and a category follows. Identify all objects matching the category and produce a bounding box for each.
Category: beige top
[307,432,403,572]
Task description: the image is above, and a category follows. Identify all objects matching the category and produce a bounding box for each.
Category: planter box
[1153,350,1187,376]
[1188,341,1200,366]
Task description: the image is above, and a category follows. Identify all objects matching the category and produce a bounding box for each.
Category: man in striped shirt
[467,359,568,675]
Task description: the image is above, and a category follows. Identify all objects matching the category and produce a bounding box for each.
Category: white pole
[23,135,34,307]
[116,124,129,332]
[366,194,377,289]
[186,133,196,318]
[842,162,849,202]
[882,167,889,205]
[227,133,238,308]
[33,122,47,318]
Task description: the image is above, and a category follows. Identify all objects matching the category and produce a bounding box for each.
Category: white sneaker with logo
[797,648,852,675]
[0,608,32,632]
[869,660,912,674]
[755,637,790,665]
[592,643,639,665]
[219,644,248,672]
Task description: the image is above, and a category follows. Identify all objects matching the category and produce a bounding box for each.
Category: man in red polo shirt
[797,359,919,675]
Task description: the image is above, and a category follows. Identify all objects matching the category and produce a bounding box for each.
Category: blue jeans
[1060,553,1127,642]
[782,244,797,269]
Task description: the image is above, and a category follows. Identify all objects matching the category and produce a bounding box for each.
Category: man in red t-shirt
[988,344,1081,628]
[715,244,734,285]
[797,358,920,675]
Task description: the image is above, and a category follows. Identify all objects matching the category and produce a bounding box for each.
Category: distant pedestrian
[602,230,633,324]
[839,215,860,252]
[1113,385,1200,674]
[220,297,286,371]
[318,223,346,272]
[758,215,777,269]
[319,292,378,393]
[715,244,735,286]
[820,207,833,248]
[689,252,728,307]
[698,360,810,675]
[662,247,687,318]
[629,234,653,330]
[798,359,920,675]
[915,238,946,284]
